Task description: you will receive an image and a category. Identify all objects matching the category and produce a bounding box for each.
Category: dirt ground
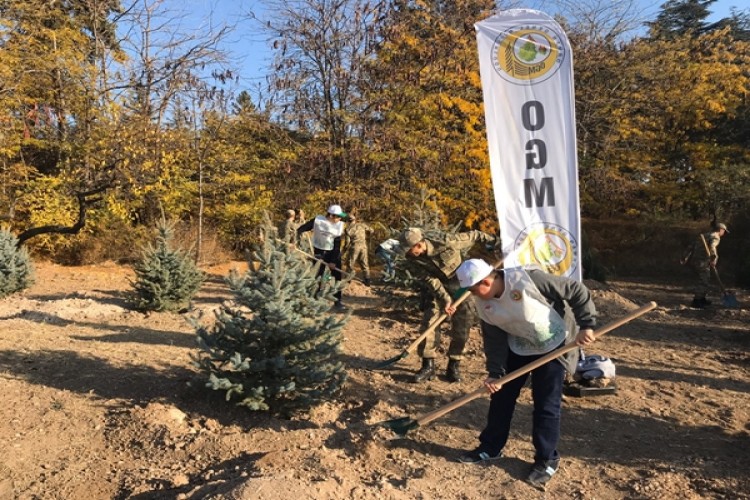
[0,261,748,500]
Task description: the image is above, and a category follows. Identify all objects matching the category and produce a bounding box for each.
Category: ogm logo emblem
[491,25,565,84]
[514,223,578,277]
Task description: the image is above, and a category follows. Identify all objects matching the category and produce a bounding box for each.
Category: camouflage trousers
[418,287,475,361]
[347,244,370,278]
[691,260,711,298]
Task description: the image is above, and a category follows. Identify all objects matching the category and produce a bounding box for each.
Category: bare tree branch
[16,186,109,247]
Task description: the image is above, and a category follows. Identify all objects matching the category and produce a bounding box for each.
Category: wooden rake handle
[414,301,658,428]
[293,246,355,279]
[403,258,504,357]
[272,234,354,278]
[404,290,471,356]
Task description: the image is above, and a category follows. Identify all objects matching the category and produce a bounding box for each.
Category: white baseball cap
[327,204,347,217]
[456,259,495,288]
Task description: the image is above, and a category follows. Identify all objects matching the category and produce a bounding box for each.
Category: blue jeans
[478,345,566,462]
[375,248,394,278]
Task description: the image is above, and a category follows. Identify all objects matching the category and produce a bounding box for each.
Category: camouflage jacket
[683,230,721,266]
[409,230,496,305]
[279,219,298,243]
[703,231,721,263]
[345,222,373,247]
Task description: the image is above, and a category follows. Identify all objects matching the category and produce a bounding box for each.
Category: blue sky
[170,0,744,97]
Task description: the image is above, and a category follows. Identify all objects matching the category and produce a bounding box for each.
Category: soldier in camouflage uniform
[344,214,374,286]
[279,209,298,243]
[398,227,498,383]
[680,222,729,308]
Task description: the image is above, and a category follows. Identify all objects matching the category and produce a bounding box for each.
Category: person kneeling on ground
[451,259,597,489]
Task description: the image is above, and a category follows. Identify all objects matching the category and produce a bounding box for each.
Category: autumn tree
[113,0,236,227]
[581,28,749,218]
[258,0,387,186]
[0,0,127,257]
[195,93,298,253]
[363,0,498,229]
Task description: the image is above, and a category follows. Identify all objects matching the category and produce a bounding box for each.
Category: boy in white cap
[297,204,348,311]
[452,258,597,489]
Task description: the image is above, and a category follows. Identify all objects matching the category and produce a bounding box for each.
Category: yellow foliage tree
[574,27,750,217]
[363,0,497,231]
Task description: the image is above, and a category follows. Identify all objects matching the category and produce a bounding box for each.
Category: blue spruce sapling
[193,227,348,416]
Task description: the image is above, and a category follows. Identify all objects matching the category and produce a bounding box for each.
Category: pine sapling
[0,227,34,298]
[193,226,348,417]
[131,220,204,312]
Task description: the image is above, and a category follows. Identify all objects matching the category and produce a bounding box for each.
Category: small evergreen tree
[192,227,348,417]
[0,227,34,298]
[131,220,204,312]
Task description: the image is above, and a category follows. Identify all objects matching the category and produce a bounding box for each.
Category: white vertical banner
[476,9,582,281]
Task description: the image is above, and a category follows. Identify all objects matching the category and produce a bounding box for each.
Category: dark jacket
[297,218,342,263]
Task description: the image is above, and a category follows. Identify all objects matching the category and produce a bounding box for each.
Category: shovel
[371,288,473,370]
[700,235,738,308]
[371,258,504,370]
[378,301,658,437]
[274,236,359,281]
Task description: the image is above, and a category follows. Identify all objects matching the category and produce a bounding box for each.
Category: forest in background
[0,0,748,276]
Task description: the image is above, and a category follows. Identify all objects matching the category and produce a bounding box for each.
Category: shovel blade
[378,416,420,437]
[722,292,739,308]
[371,351,409,370]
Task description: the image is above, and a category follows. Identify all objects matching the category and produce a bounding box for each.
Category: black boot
[691,297,705,308]
[413,358,436,382]
[363,277,371,286]
[446,359,463,383]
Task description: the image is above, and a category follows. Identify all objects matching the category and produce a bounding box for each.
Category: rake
[378,301,658,437]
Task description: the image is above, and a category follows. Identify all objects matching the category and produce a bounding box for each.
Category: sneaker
[527,459,559,488]
[457,449,502,464]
